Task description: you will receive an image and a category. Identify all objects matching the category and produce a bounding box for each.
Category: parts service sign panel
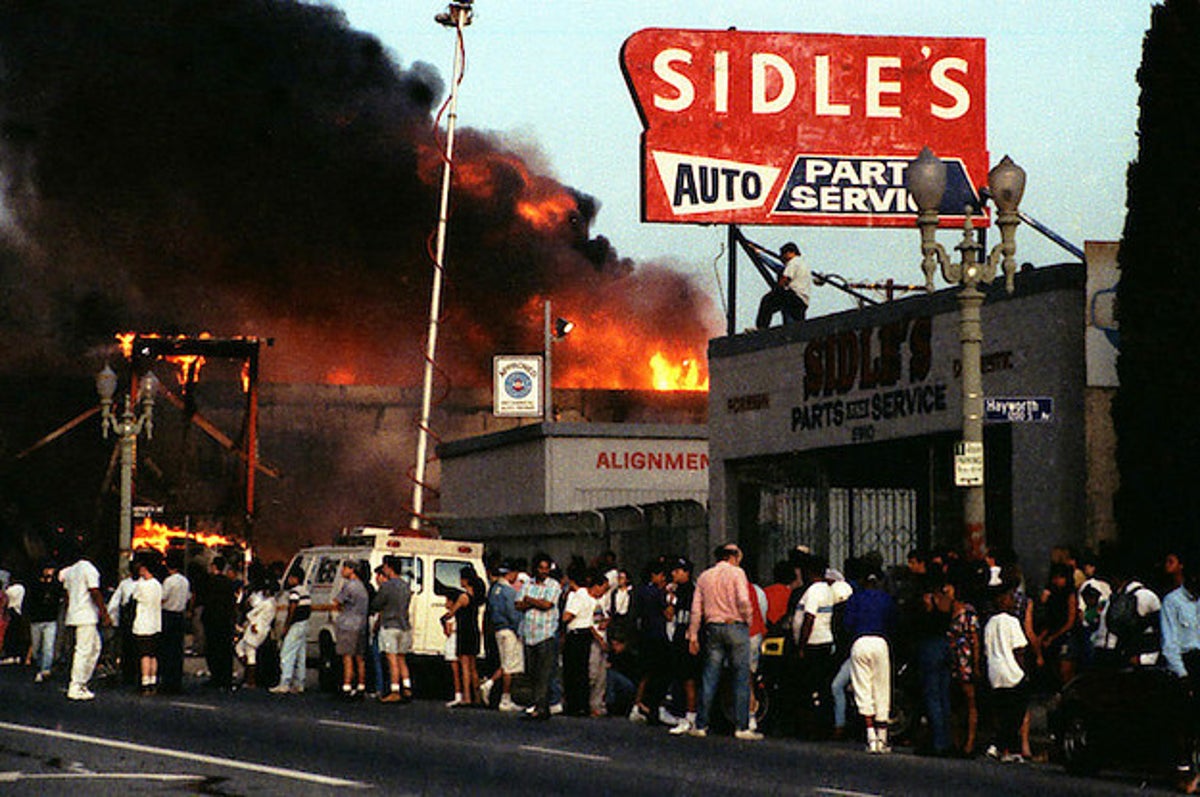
[621,29,987,228]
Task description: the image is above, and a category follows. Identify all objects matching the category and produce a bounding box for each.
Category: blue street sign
[984,397,1053,423]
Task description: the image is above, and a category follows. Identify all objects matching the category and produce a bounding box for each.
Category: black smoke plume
[0,0,720,386]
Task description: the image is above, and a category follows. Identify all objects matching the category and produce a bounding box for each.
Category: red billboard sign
[621,29,988,227]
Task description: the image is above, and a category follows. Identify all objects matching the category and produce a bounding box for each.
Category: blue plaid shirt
[517,577,561,646]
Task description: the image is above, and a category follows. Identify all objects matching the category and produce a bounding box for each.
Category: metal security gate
[756,486,918,571]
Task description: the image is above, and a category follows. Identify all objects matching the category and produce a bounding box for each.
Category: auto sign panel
[621,29,988,228]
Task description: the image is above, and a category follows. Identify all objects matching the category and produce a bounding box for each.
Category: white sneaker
[445,697,464,708]
[525,704,538,715]
[549,702,564,715]
[668,719,693,735]
[628,705,648,723]
[658,706,681,726]
[34,671,48,683]
[66,685,94,701]
[748,715,758,732]
[687,727,708,738]
[734,729,764,741]
[498,696,521,712]
[479,678,493,704]
[268,684,291,695]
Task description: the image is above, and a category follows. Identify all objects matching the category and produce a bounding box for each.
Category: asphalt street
[0,664,1178,796]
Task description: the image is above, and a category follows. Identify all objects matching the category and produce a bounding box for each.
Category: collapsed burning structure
[0,1,717,566]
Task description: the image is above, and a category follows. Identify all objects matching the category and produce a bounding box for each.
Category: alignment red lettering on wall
[595,451,710,471]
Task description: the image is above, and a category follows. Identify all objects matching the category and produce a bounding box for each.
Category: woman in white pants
[841,572,898,753]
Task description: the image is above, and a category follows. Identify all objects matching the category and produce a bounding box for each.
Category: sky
[328,0,1154,326]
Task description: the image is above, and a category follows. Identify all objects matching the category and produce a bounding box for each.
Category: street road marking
[169,701,218,712]
[0,772,203,783]
[318,719,386,733]
[519,745,611,763]
[0,721,370,789]
[814,788,882,797]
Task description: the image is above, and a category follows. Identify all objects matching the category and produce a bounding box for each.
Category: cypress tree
[1114,0,1200,565]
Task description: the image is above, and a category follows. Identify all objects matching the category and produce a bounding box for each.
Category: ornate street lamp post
[96,365,159,575]
[905,148,1026,560]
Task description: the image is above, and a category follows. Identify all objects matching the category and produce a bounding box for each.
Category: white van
[280,526,485,691]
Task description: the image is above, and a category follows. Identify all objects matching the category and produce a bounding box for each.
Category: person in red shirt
[764,561,799,627]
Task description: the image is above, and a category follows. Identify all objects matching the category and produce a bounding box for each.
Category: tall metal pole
[544,300,553,423]
[959,284,986,561]
[727,225,738,336]
[411,2,471,533]
[118,406,135,576]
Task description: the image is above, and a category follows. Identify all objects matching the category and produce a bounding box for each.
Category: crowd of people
[0,544,287,699]
[4,537,1200,784]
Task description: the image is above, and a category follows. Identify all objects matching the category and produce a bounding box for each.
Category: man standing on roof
[755,242,811,330]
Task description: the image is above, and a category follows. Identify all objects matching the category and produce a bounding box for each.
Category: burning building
[0,1,716,568]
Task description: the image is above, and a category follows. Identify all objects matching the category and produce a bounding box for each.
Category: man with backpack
[1099,561,1161,668]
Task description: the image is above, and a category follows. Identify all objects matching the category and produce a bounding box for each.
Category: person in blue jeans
[271,568,311,694]
[25,563,63,682]
[914,572,954,756]
[685,544,761,740]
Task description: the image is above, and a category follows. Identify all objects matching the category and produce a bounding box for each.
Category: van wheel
[1061,711,1099,775]
[318,632,341,693]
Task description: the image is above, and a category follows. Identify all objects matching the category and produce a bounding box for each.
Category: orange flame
[517,192,578,232]
[116,333,136,359]
[132,517,239,552]
[649,352,709,391]
[165,354,206,387]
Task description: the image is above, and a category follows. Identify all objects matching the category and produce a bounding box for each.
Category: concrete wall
[1086,386,1119,548]
[439,423,709,517]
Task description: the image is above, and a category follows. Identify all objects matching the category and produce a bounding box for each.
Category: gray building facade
[707,264,1088,584]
